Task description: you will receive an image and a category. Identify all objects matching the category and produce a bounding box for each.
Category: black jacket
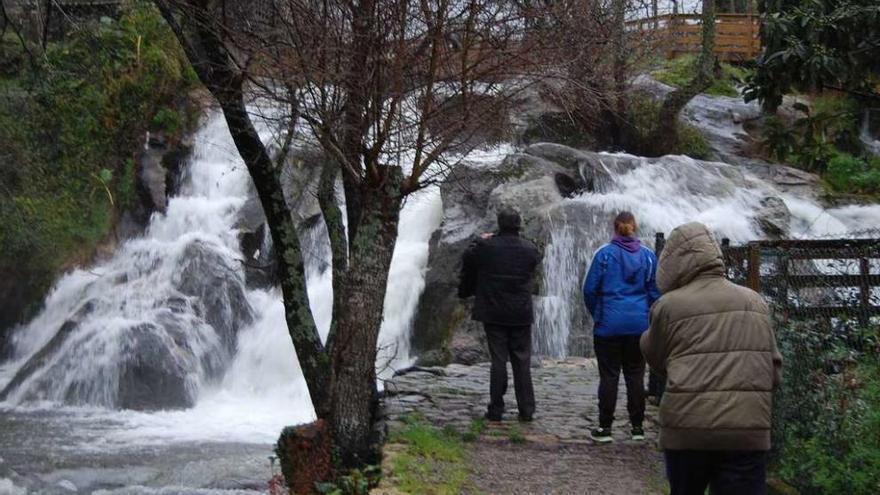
[458,232,542,326]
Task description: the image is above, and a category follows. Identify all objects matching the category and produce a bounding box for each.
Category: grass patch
[507,425,526,444]
[461,417,487,442]
[652,54,750,97]
[387,414,471,494]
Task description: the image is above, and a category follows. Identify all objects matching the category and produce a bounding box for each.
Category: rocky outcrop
[755,196,792,239]
[631,75,823,197]
[121,131,194,237]
[411,145,645,365]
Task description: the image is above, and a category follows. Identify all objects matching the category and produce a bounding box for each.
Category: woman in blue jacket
[583,211,660,443]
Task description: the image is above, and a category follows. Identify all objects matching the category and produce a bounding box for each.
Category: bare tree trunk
[329,175,402,466]
[610,0,628,147]
[154,0,331,417]
[648,0,715,156]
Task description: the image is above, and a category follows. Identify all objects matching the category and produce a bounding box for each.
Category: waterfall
[0,111,441,443]
[532,154,880,357]
[862,108,880,156]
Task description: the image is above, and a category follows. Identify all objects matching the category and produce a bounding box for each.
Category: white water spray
[0,111,442,446]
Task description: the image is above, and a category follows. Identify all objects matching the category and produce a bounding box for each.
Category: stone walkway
[382,358,666,494]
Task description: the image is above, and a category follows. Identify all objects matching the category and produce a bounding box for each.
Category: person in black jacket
[458,208,542,422]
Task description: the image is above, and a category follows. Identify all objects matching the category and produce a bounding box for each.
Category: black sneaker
[518,414,533,423]
[631,425,645,441]
[590,427,613,443]
[484,412,502,422]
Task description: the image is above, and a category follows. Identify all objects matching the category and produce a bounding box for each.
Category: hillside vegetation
[0,4,197,337]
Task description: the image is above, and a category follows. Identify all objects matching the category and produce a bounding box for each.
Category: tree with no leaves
[154,0,533,473]
[647,0,716,155]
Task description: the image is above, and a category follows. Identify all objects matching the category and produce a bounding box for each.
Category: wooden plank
[715,25,759,34]
[747,243,762,292]
[788,306,880,318]
[748,238,880,249]
[763,274,880,289]
[784,250,880,260]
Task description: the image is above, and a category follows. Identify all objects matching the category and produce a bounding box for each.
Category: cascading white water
[533,154,880,357]
[0,111,442,445]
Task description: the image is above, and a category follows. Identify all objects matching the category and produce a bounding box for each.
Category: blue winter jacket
[582,238,661,337]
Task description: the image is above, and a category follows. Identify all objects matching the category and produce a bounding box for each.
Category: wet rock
[755,196,791,239]
[554,172,584,198]
[280,146,326,226]
[239,223,277,289]
[175,241,254,354]
[0,301,97,401]
[137,132,170,216]
[116,323,195,410]
[411,145,623,362]
[127,131,193,232]
[0,303,206,410]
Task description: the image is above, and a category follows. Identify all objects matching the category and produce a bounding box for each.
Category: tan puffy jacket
[640,222,782,451]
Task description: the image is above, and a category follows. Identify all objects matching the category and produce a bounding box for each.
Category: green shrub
[773,321,880,494]
[761,116,798,162]
[652,54,751,98]
[152,106,185,134]
[826,153,880,195]
[677,123,712,159]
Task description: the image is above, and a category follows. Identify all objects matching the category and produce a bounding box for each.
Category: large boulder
[411,145,641,364]
[755,196,792,239]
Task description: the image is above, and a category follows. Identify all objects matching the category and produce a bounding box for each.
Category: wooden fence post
[747,242,761,292]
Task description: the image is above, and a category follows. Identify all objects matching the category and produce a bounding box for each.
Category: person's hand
[480,232,494,240]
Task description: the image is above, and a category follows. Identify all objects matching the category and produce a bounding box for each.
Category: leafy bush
[152,106,186,134]
[756,94,879,194]
[652,54,751,98]
[314,466,381,495]
[773,321,880,494]
[823,153,880,196]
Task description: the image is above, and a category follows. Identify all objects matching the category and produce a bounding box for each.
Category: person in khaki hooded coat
[640,222,782,495]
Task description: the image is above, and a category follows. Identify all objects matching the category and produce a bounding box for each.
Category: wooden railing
[629,13,761,62]
[656,233,880,324]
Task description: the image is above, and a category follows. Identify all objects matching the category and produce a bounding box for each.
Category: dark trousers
[665,450,767,495]
[594,334,645,428]
[485,323,535,418]
[648,370,666,399]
